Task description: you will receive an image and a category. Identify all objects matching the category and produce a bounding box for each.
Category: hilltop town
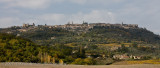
[1,21,160,65]
[7,21,138,33]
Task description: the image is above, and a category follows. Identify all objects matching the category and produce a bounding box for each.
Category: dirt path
[0,63,160,68]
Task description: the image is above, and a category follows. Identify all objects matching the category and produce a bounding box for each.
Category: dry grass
[65,43,76,47]
[113,60,160,65]
[97,43,131,47]
[1,63,160,68]
[127,60,160,64]
[97,43,121,47]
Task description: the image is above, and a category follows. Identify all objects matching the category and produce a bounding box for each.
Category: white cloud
[0,10,116,28]
[0,0,52,9]
[0,17,20,28]
[70,10,116,23]
[68,0,126,5]
[111,0,160,34]
[39,14,66,25]
[0,0,127,9]
[69,0,87,4]
[37,10,116,25]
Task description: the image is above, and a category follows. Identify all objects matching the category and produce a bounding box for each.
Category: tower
[33,23,35,26]
[72,21,73,24]
[83,21,85,24]
[122,22,124,25]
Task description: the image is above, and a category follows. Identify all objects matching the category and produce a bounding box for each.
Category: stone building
[23,23,35,27]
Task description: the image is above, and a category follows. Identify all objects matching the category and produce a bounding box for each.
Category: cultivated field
[0,63,160,68]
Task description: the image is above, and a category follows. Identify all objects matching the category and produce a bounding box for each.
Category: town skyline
[0,0,160,34]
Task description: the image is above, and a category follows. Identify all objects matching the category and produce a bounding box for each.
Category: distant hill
[5,25,159,45]
[1,23,160,65]
[1,23,160,45]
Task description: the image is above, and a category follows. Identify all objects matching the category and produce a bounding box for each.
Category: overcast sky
[0,0,160,34]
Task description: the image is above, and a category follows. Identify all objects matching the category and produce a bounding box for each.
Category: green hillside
[17,26,160,45]
[0,33,74,63]
[0,26,160,65]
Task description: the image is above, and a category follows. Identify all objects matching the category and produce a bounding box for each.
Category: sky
[0,0,160,34]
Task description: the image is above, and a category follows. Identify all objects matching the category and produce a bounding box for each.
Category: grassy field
[97,43,131,47]
[1,63,160,68]
[112,59,160,65]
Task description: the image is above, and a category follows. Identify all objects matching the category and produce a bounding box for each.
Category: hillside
[16,26,160,45]
[1,23,160,45]
[0,33,40,62]
[0,33,74,64]
[1,23,160,65]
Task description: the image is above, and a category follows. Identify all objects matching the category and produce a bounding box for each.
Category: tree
[84,58,95,65]
[132,42,138,48]
[52,57,55,64]
[78,45,85,58]
[59,59,64,64]
[117,44,128,53]
[48,55,51,63]
[72,58,84,65]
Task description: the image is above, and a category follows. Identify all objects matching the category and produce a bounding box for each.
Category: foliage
[1,26,160,65]
[72,58,95,65]
[0,33,73,63]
